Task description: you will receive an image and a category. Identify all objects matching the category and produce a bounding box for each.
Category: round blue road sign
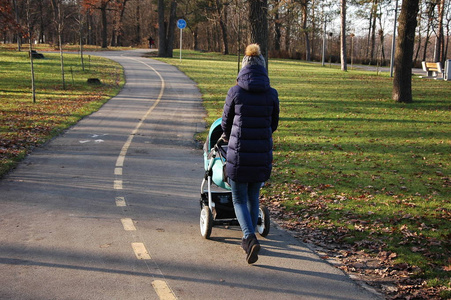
[177,19,186,29]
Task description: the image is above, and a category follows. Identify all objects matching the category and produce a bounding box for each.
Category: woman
[221,44,279,264]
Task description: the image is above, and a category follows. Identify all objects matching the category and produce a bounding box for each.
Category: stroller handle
[214,138,228,161]
[215,137,228,148]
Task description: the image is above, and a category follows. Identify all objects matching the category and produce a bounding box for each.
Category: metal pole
[390,0,398,77]
[180,28,182,61]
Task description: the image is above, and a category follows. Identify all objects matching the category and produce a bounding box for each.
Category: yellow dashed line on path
[121,218,136,231]
[115,196,126,207]
[114,179,123,190]
[113,56,176,299]
[132,242,151,260]
[152,280,177,300]
[114,167,122,175]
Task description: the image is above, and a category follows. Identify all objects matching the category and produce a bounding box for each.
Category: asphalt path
[0,49,382,299]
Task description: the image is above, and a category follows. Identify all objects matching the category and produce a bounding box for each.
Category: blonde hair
[245,44,261,57]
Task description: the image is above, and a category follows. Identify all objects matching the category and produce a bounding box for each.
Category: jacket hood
[236,65,270,92]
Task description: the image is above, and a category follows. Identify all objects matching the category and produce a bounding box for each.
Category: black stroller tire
[200,205,213,239]
[257,206,270,237]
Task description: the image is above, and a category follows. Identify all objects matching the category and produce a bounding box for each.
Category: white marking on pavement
[115,197,126,206]
[121,218,136,231]
[132,242,151,259]
[114,167,122,175]
[114,179,123,190]
[114,59,165,169]
[112,58,176,299]
[79,140,90,144]
[116,155,125,167]
[152,280,177,300]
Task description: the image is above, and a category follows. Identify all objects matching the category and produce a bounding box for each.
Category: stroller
[200,118,270,239]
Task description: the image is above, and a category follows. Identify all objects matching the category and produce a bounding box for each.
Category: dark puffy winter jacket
[221,64,280,183]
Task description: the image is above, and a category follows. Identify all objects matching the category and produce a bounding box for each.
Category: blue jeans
[229,179,263,239]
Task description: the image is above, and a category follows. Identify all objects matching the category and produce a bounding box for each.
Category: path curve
[0,49,381,300]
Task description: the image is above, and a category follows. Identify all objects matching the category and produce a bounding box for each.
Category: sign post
[177,19,186,61]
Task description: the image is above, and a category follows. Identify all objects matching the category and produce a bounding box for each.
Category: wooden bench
[421,61,443,79]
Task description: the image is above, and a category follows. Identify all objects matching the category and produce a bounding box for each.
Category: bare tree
[249,0,269,67]
[82,0,114,49]
[340,0,347,71]
[158,0,177,57]
[272,0,282,52]
[51,0,66,89]
[300,0,311,61]
[26,0,36,103]
[434,0,446,64]
[369,0,378,64]
[12,0,22,50]
[392,0,420,103]
[215,0,229,54]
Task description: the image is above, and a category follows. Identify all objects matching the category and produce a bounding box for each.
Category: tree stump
[87,78,101,85]
[29,50,45,59]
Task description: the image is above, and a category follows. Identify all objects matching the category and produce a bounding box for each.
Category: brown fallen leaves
[261,184,451,300]
[1,94,106,174]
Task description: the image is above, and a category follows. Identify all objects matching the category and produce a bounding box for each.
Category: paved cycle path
[0,49,381,299]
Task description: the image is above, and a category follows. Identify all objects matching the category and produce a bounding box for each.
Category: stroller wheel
[200,205,213,239]
[257,206,270,237]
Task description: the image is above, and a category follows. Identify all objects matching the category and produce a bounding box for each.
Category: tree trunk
[366,11,372,59]
[434,0,445,63]
[192,26,199,50]
[301,0,310,61]
[58,28,66,89]
[158,0,166,56]
[135,0,141,45]
[340,0,347,71]
[421,28,431,62]
[274,0,281,51]
[13,0,22,51]
[51,0,66,88]
[116,0,129,47]
[216,0,229,54]
[285,9,291,52]
[166,0,177,56]
[413,17,422,65]
[101,4,108,48]
[392,0,420,103]
[249,0,269,68]
[111,19,117,46]
[158,0,177,57]
[422,1,435,61]
[79,10,85,71]
[310,1,316,60]
[369,0,378,64]
[38,0,45,43]
[26,0,35,102]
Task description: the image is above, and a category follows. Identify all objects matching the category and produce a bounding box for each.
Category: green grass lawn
[154,50,451,297]
[0,45,124,175]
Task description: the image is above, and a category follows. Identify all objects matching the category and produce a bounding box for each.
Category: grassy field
[0,45,124,175]
[153,50,451,298]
